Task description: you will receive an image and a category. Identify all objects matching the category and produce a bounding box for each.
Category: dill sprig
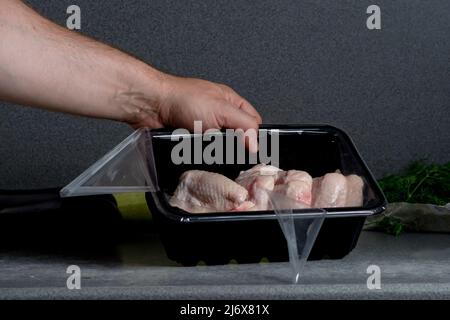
[378,161,450,206]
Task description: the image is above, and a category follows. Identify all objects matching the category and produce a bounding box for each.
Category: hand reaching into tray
[0,0,261,150]
[151,76,262,152]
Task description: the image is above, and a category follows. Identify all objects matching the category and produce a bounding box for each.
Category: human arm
[0,0,261,149]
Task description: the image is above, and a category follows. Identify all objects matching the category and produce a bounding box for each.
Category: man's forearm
[0,0,166,124]
[0,0,262,137]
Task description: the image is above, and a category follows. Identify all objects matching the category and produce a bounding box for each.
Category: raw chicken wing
[274,170,313,206]
[169,170,255,213]
[311,172,348,208]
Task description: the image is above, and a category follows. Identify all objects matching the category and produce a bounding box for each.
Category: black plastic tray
[145,124,387,265]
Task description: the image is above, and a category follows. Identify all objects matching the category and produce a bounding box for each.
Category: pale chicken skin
[169,170,255,213]
[235,164,281,210]
[311,173,348,208]
[345,174,364,207]
[170,165,365,213]
[311,172,365,208]
[274,170,313,206]
[235,165,313,210]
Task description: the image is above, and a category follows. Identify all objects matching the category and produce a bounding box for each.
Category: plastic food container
[61,124,387,267]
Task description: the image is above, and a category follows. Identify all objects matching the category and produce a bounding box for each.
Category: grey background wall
[0,0,449,189]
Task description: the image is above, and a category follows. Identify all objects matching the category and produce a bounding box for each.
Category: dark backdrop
[1,0,449,189]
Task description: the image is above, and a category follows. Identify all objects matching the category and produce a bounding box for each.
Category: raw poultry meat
[169,170,255,213]
[311,173,364,208]
[235,164,281,210]
[274,170,313,207]
[311,173,348,208]
[234,165,313,210]
[169,165,365,214]
[344,174,364,207]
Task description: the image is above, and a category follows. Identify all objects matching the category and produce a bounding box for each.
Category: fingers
[218,104,260,153]
[224,87,263,124]
[237,98,263,124]
[219,103,259,131]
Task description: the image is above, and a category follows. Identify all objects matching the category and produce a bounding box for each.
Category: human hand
[128,75,262,152]
[0,0,262,150]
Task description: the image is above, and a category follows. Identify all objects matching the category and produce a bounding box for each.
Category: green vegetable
[378,161,450,206]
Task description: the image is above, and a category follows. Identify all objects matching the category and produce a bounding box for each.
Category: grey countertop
[1,231,449,300]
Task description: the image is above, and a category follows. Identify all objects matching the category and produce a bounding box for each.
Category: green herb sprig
[378,161,450,206]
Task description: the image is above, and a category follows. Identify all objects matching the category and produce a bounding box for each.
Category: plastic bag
[364,202,450,234]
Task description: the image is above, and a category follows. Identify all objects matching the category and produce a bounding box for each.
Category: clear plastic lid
[265,189,326,283]
[60,129,159,197]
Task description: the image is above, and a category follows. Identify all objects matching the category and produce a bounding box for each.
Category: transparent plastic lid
[265,189,326,283]
[60,129,159,197]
